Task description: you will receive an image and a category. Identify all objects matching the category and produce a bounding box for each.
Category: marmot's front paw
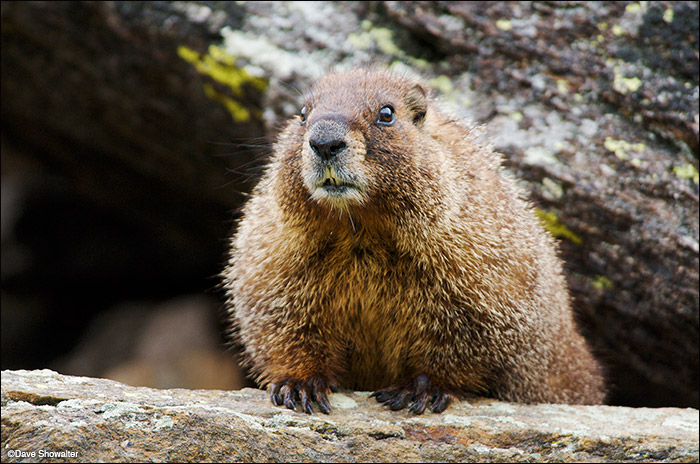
[269,376,332,414]
[371,375,453,414]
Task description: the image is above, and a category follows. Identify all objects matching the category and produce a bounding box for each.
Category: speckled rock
[1,0,697,416]
[2,370,698,463]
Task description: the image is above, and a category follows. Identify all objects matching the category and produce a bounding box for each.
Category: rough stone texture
[2,370,698,463]
[1,0,698,412]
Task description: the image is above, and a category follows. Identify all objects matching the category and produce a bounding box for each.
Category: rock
[1,370,698,463]
[1,1,697,410]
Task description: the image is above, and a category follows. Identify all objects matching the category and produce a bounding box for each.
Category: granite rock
[2,370,698,463]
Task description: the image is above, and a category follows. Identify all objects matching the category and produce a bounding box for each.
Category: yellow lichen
[428,75,454,94]
[348,28,401,56]
[604,137,646,161]
[372,28,401,55]
[663,8,674,23]
[177,46,200,65]
[542,177,564,199]
[177,45,267,122]
[347,33,372,50]
[535,209,582,245]
[612,66,642,94]
[673,164,699,184]
[625,3,642,14]
[207,44,236,67]
[592,275,613,290]
[611,25,625,36]
[556,79,570,94]
[496,19,512,31]
[203,84,251,123]
[409,58,430,69]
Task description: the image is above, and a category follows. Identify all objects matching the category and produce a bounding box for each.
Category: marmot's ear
[405,83,428,125]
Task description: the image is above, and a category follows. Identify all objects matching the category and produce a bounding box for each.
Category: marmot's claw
[431,390,451,413]
[270,381,284,406]
[299,387,313,414]
[315,390,331,414]
[280,383,297,411]
[269,376,333,415]
[372,375,452,414]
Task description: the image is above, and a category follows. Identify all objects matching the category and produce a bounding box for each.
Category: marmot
[223,68,606,414]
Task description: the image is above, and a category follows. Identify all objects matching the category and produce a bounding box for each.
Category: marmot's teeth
[324,166,339,186]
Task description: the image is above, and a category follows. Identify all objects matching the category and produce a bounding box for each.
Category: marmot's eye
[300,105,307,124]
[376,105,395,126]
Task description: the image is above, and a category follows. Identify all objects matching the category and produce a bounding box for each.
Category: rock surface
[1,1,698,410]
[1,370,698,463]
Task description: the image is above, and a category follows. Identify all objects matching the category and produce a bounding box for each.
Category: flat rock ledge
[1,370,698,463]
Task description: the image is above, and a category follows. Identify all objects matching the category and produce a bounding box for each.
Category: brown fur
[223,68,606,414]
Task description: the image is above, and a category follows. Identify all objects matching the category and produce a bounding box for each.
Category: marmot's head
[279,69,433,214]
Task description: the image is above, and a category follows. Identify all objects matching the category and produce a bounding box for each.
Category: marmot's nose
[308,117,349,161]
[310,138,347,161]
